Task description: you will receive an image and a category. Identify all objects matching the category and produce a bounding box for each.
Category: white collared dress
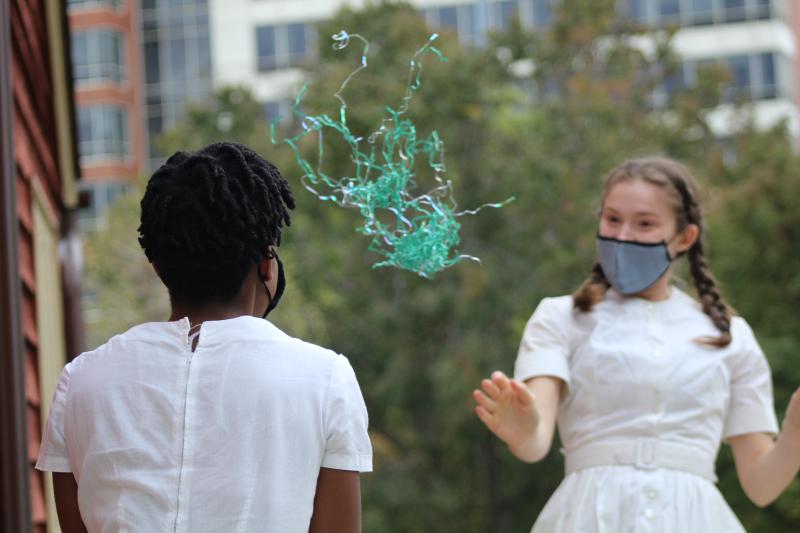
[36,316,372,533]
[514,288,779,533]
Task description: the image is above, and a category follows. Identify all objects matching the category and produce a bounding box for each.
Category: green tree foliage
[83,1,799,530]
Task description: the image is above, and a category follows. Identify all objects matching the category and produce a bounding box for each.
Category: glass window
[170,38,187,79]
[144,42,160,84]
[755,0,772,19]
[495,0,519,31]
[256,26,277,71]
[688,0,714,25]
[657,0,680,22]
[71,29,126,85]
[77,105,130,163]
[533,0,553,27]
[760,52,775,87]
[723,0,746,22]
[438,6,459,30]
[256,23,315,71]
[287,23,308,65]
[723,54,751,101]
[68,0,121,12]
[77,181,130,232]
[458,4,478,44]
[628,0,649,22]
[759,52,776,99]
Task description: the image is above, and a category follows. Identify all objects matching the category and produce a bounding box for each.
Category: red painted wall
[11,0,68,528]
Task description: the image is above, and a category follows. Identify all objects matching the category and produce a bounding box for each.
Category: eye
[639,220,656,228]
[605,214,621,224]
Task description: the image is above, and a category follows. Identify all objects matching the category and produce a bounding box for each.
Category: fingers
[481,378,500,399]
[474,405,497,431]
[472,389,496,413]
[510,379,533,407]
[491,370,510,391]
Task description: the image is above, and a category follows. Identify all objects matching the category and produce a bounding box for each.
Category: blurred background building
[209,0,800,139]
[68,0,146,231]
[139,0,212,169]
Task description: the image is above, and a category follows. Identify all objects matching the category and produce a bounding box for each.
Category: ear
[257,249,275,282]
[676,223,699,254]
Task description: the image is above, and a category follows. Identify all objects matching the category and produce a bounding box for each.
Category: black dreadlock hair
[138,142,295,306]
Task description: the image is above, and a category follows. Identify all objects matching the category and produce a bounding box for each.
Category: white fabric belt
[564,440,717,483]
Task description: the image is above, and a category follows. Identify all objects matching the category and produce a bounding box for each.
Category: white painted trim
[672,20,796,60]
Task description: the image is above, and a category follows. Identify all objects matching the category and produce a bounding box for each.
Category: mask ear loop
[259,249,276,319]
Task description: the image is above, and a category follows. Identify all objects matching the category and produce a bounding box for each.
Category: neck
[168,301,252,325]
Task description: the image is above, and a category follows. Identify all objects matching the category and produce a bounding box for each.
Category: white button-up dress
[514,288,779,533]
[36,316,372,533]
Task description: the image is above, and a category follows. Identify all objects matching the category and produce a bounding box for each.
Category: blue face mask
[596,234,676,295]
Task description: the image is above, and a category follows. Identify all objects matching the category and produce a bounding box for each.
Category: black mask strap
[259,251,285,319]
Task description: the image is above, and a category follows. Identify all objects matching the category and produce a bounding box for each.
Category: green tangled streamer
[271,31,513,278]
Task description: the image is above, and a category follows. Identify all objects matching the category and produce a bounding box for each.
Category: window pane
[723,0,746,22]
[688,0,714,25]
[495,0,518,31]
[256,26,276,71]
[287,23,307,65]
[760,52,776,99]
[658,0,680,23]
[628,0,648,22]
[533,0,553,27]
[438,6,458,30]
[755,0,772,19]
[145,42,160,84]
[71,29,125,85]
[76,105,129,162]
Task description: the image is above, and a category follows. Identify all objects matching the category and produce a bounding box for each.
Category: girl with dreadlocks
[473,157,800,532]
[36,142,372,533]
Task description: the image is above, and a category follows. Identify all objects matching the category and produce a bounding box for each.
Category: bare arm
[309,467,361,533]
[729,387,800,507]
[53,472,87,533]
[473,371,562,463]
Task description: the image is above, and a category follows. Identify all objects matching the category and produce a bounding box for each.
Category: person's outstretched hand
[473,371,540,450]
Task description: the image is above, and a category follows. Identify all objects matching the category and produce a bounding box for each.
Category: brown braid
[573,157,734,347]
[572,262,611,312]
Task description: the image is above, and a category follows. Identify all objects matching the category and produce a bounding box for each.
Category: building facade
[68,0,146,230]
[209,0,800,139]
[1,0,82,530]
[624,0,799,137]
[140,0,213,168]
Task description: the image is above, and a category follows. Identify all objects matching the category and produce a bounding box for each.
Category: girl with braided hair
[474,157,800,532]
[36,142,372,533]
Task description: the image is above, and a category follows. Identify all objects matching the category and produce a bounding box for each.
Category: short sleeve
[722,318,780,441]
[35,364,73,472]
[321,355,373,473]
[514,297,572,390]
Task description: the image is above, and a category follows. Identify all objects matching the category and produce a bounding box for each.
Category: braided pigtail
[572,262,611,312]
[687,236,734,347]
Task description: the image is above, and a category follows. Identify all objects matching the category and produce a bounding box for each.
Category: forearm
[507,421,554,463]
[508,377,560,463]
[738,428,800,507]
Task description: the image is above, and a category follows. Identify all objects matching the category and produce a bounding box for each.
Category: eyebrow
[602,207,661,217]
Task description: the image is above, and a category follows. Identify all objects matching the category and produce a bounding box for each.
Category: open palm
[473,371,540,450]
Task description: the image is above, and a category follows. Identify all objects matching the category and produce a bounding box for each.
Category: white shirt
[36,316,372,533]
[514,288,779,532]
